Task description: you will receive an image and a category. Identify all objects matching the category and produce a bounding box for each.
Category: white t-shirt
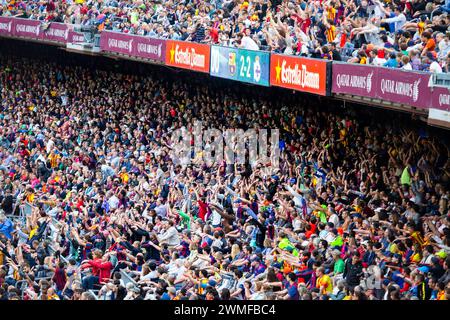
[212,238,224,249]
[372,57,387,66]
[420,254,434,265]
[363,25,381,46]
[328,214,340,227]
[108,195,120,209]
[46,139,55,154]
[154,204,167,217]
[384,13,407,32]
[325,232,336,244]
[141,270,159,281]
[438,40,450,60]
[158,226,180,247]
[402,63,412,70]
[429,61,443,73]
[293,218,302,232]
[241,36,259,51]
[167,260,186,278]
[211,209,222,226]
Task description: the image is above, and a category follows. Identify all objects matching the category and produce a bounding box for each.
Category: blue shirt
[251,263,266,276]
[0,218,14,239]
[160,292,171,300]
[284,281,299,300]
[383,58,398,68]
[387,13,396,32]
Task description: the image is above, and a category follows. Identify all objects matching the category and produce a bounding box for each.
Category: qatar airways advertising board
[332,63,433,109]
[100,31,166,63]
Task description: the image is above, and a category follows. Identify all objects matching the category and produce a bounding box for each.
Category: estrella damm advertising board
[270,54,329,95]
[166,40,210,73]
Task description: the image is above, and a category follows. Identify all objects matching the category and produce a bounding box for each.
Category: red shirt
[290,14,311,34]
[210,27,219,43]
[46,1,56,11]
[198,200,208,221]
[305,223,317,239]
[81,258,113,283]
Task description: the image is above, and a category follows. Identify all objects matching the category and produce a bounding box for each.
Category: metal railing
[432,73,450,87]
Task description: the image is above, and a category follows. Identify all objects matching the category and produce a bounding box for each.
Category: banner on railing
[68,30,85,44]
[210,46,270,86]
[13,18,41,39]
[431,86,450,111]
[270,54,329,95]
[100,31,165,62]
[166,40,210,73]
[0,17,13,36]
[41,22,70,43]
[377,67,431,109]
[332,63,433,109]
[236,49,270,86]
[1,19,448,114]
[332,63,378,97]
[210,46,238,81]
[0,18,71,43]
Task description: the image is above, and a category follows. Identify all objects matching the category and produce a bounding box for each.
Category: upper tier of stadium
[1,0,450,72]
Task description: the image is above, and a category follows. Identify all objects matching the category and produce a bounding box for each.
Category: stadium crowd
[1,0,450,72]
[0,52,450,301]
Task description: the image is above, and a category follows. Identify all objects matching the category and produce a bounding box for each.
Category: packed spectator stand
[0,0,449,302]
[0,45,449,300]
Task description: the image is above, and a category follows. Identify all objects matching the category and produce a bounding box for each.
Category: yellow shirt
[327,8,337,22]
[317,274,333,294]
[411,252,421,263]
[389,243,399,254]
[325,25,336,43]
[120,172,129,184]
[48,153,60,168]
[64,191,72,202]
[417,22,425,35]
[26,193,35,203]
[29,227,38,240]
